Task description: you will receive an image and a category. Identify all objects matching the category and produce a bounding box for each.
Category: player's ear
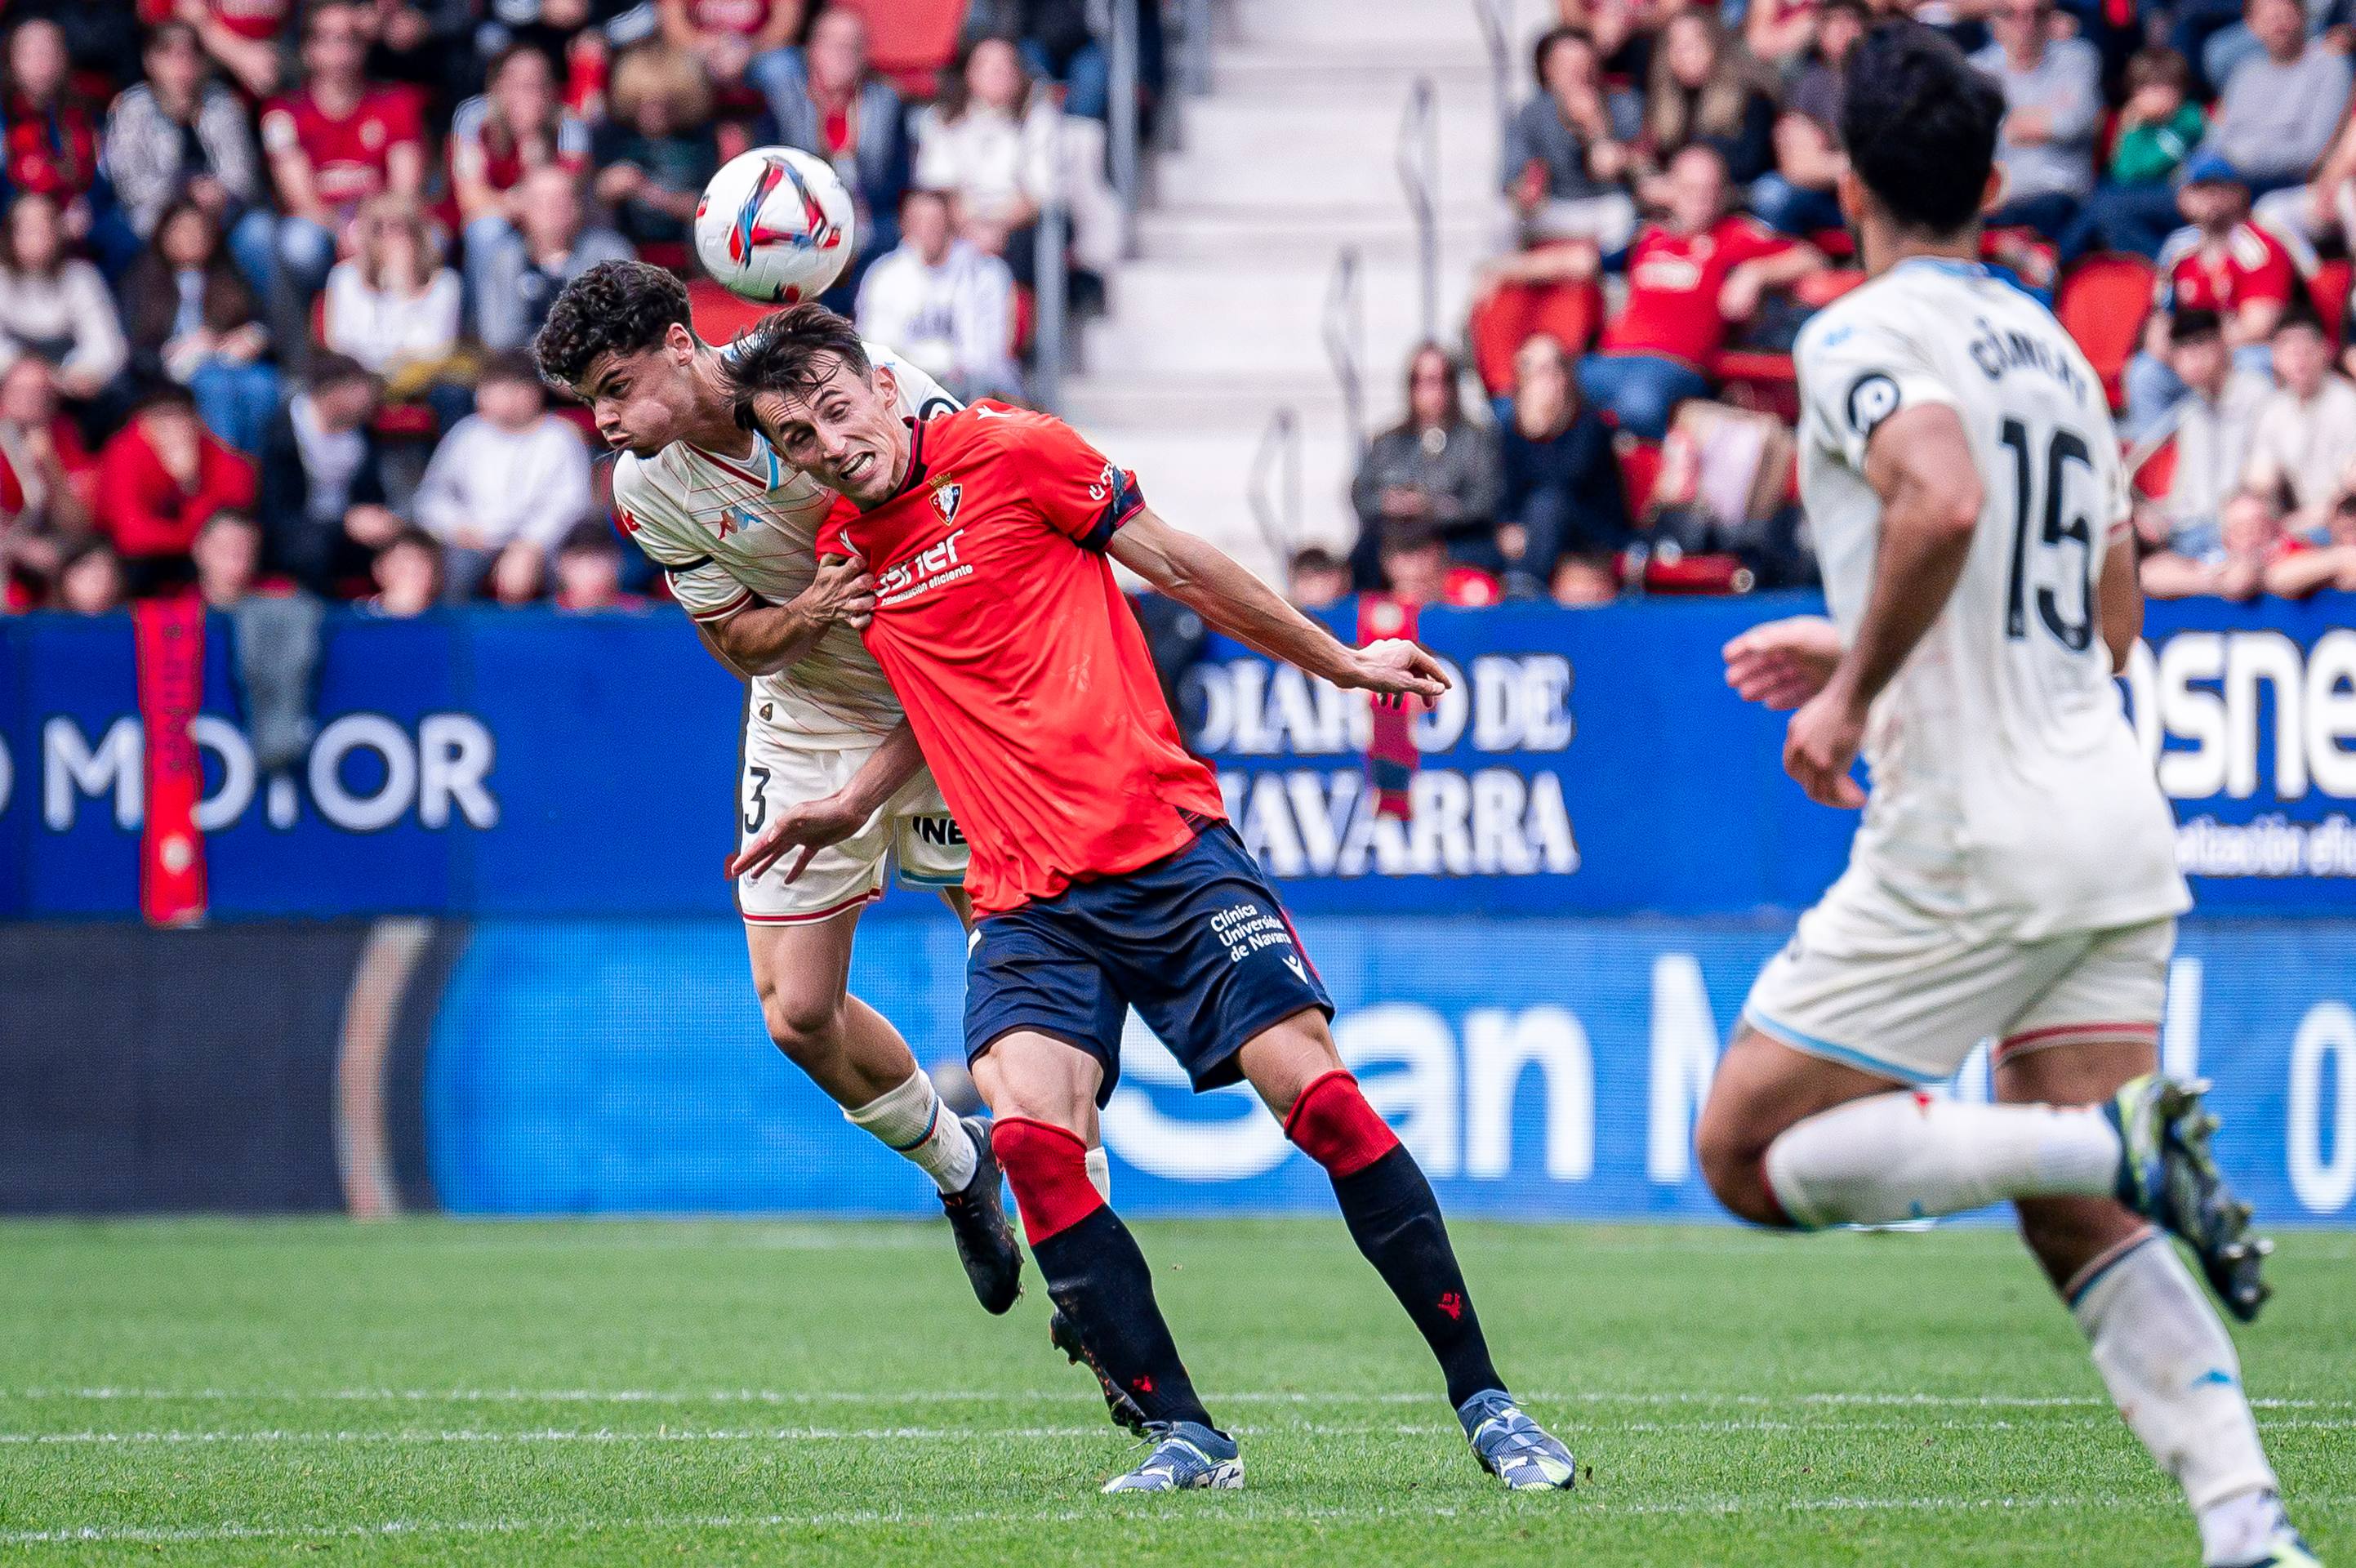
[870,360,897,407]
[1978,166,2005,218]
[1834,167,1865,232]
[665,323,697,363]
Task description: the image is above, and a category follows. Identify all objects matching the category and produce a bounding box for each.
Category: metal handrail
[1110,0,1141,236]
[1396,75,1439,345]
[1322,245,1367,458]
[1182,0,1213,96]
[1471,0,1516,182]
[1033,170,1070,415]
[1246,407,1303,569]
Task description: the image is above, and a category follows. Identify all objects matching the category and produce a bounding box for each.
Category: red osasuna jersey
[816,403,1226,915]
[260,87,424,213]
[2155,221,2299,317]
[1601,216,1796,368]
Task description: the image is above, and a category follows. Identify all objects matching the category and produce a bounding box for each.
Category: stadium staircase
[1063,0,1512,580]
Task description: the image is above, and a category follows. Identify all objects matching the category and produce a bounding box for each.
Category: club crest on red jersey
[932,482,963,525]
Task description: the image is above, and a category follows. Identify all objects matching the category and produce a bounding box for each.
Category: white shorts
[1741,864,2173,1085]
[736,715,968,924]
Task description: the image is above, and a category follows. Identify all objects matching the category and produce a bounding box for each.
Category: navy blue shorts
[964,824,1334,1104]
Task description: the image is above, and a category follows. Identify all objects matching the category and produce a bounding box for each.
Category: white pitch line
[3,1387,2341,1411]
[2,1492,2287,1549]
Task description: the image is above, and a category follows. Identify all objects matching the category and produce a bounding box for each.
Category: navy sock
[1331,1147,1505,1409]
[1031,1206,1214,1430]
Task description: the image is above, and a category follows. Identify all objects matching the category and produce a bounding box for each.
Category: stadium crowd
[0,0,1137,617]
[1336,0,2356,612]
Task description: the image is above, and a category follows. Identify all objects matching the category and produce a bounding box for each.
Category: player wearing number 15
[1696,24,2314,1568]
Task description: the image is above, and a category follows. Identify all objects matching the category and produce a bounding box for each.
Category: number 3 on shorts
[743,764,770,835]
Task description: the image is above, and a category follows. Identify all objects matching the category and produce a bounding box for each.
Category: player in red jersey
[719,305,1578,1497]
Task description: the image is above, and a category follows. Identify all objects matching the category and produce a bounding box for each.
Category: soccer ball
[693,146,857,305]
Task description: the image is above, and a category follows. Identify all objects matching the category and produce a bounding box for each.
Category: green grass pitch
[1,1218,2348,1566]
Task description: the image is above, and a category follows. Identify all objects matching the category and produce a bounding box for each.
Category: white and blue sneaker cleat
[2225,1526,2324,1567]
[1100,1420,1243,1494]
[1458,1390,1577,1491]
[2108,1074,2273,1322]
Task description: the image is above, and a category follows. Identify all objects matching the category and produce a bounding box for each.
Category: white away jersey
[612,345,957,742]
[1793,258,2188,939]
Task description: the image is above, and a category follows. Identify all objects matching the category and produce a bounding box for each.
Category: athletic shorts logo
[1846,372,1901,438]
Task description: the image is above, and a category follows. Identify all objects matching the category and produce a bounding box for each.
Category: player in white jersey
[532,260,1026,1319]
[1690,29,2316,1568]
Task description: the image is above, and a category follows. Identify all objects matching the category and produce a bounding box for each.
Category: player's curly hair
[720,301,873,408]
[530,259,695,390]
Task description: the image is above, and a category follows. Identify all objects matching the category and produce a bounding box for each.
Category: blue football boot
[1100,1421,1243,1494]
[1458,1389,1577,1491]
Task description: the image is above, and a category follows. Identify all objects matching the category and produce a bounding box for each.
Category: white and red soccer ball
[693,145,856,304]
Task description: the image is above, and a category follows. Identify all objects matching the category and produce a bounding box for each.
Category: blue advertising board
[421,912,2356,1227]
[0,594,2350,917]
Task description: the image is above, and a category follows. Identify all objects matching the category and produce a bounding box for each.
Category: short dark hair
[1289,546,1344,577]
[1380,519,1445,557]
[305,350,377,394]
[382,526,443,561]
[2169,307,2225,346]
[532,259,695,390]
[1841,22,2003,238]
[2125,45,2192,94]
[1531,24,1594,81]
[128,379,197,416]
[557,519,620,558]
[721,301,874,407]
[479,350,544,389]
[2272,302,2327,339]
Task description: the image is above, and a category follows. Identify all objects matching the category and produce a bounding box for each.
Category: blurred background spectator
[367,524,443,616]
[1971,0,2100,249]
[1497,333,1629,604]
[450,42,592,323]
[1377,519,1502,608]
[0,190,130,428]
[101,20,270,287]
[94,381,254,595]
[2,17,136,273]
[1505,26,1637,252]
[755,5,909,300]
[2242,311,2356,537]
[54,534,125,615]
[474,165,635,353]
[551,518,643,611]
[121,196,276,455]
[1286,546,1352,612]
[960,0,1113,121]
[1349,345,1499,589]
[855,186,1020,403]
[1641,12,1777,194]
[2134,309,2269,590]
[914,38,1055,283]
[1751,0,1863,237]
[2122,157,2294,434]
[411,351,593,599]
[258,352,395,596]
[320,194,470,429]
[659,0,803,109]
[591,42,719,257]
[2193,0,2349,197]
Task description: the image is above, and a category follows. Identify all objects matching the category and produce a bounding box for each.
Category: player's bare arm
[701,557,878,676]
[729,719,926,883]
[2098,534,2142,674]
[1107,509,1449,705]
[1723,615,1842,710]
[1784,401,1983,808]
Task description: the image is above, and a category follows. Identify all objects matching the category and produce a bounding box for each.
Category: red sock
[1284,1070,1401,1178]
[989,1117,1104,1245]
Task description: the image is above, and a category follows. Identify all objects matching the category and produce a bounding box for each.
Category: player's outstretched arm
[704,556,878,676]
[727,719,926,884]
[1107,507,1449,704]
[1784,403,1982,808]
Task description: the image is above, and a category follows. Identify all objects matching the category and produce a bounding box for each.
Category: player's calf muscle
[1695,1027,1888,1225]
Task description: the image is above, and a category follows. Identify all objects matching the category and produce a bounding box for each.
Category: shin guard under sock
[992,1116,1213,1429]
[1287,1071,1505,1408]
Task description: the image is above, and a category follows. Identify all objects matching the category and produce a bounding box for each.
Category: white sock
[2070,1232,2280,1552]
[1763,1091,2121,1227]
[844,1072,978,1196]
[1084,1144,1111,1203]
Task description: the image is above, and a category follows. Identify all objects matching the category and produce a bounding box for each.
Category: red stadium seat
[1615,435,1663,515]
[2055,254,2155,412]
[2309,259,2350,344]
[1711,350,1799,423]
[839,0,968,100]
[1468,274,1603,396]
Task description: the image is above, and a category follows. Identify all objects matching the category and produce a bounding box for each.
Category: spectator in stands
[1746,0,1824,71]
[1751,0,1864,237]
[0,356,92,549]
[102,22,272,291]
[1504,27,1637,252]
[658,0,801,104]
[914,38,1058,284]
[191,507,265,610]
[452,43,593,325]
[366,526,443,617]
[258,353,399,596]
[591,43,721,255]
[2142,489,2281,599]
[1378,519,1503,609]
[2064,47,2206,260]
[963,1,1115,122]
[14,2,141,94]
[0,192,129,420]
[147,0,290,96]
[260,1,428,330]
[1970,0,2101,247]
[122,198,277,457]
[358,0,482,114]
[475,166,636,354]
[2265,490,2356,595]
[551,519,643,612]
[2124,155,2300,435]
[2242,310,2356,537]
[1286,546,1352,611]
[1498,334,1628,602]
[321,194,470,429]
[54,536,124,615]
[755,7,913,296]
[2194,0,2351,198]
[1349,345,1501,590]
[2252,89,2356,271]
[1642,11,1777,190]
[94,381,256,595]
[2138,310,2269,572]
[855,188,1022,403]
[2,20,117,261]
[411,353,595,600]
[1580,145,1824,441]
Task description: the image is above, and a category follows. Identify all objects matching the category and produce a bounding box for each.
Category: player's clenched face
[746,357,907,508]
[574,327,707,457]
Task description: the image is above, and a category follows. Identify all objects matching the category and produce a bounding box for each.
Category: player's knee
[1282,1070,1401,1178]
[757,982,844,1066]
[990,1116,1104,1245]
[1695,1103,1785,1227]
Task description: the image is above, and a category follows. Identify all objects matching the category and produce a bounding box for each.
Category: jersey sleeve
[1797,313,1958,473]
[998,411,1145,551]
[612,457,758,625]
